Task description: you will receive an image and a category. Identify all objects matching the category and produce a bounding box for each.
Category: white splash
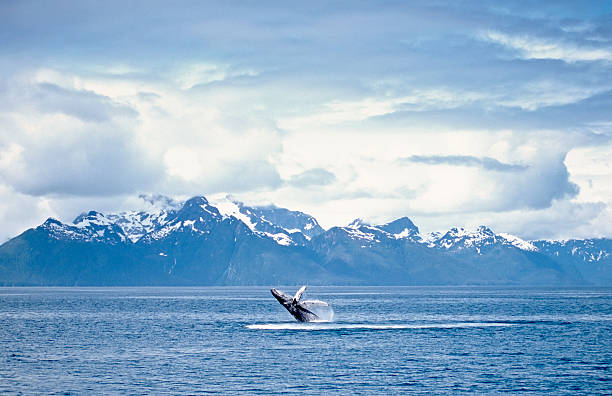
[246,322,514,330]
[302,300,335,322]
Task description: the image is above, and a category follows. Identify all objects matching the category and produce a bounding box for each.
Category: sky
[1,1,612,241]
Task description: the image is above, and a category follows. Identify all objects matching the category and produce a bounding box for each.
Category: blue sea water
[0,286,610,394]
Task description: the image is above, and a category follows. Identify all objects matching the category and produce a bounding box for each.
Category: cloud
[398,155,528,172]
[0,2,611,240]
[0,124,163,197]
[494,80,610,111]
[482,30,612,62]
[138,193,182,209]
[0,78,138,123]
[369,88,612,132]
[0,185,56,242]
[287,168,336,187]
[480,200,608,241]
[188,160,282,194]
[32,83,138,122]
[403,155,579,213]
[176,62,258,89]
[0,66,292,200]
[0,75,162,197]
[496,153,579,210]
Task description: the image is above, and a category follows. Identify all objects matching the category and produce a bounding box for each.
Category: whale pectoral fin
[296,304,319,321]
[293,285,307,302]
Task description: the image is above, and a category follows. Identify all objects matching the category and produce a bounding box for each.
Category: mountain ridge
[0,195,609,286]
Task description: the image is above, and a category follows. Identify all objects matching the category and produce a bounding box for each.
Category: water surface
[1,286,610,394]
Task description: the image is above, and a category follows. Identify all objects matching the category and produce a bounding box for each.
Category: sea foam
[246,322,514,330]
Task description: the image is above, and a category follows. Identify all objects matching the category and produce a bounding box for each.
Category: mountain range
[0,195,610,286]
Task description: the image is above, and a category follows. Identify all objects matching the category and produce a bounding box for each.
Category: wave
[246,322,514,330]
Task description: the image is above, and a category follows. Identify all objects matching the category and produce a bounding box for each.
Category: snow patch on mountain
[208,195,320,246]
[394,228,415,239]
[498,233,538,252]
[285,228,302,234]
[265,232,294,246]
[73,211,114,229]
[210,197,257,230]
[146,220,182,241]
[199,204,220,218]
[344,227,376,242]
[106,210,173,242]
[420,232,442,247]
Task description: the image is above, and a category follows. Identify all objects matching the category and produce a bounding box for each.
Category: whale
[270,286,323,322]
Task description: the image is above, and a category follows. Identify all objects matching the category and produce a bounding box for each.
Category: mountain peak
[41,212,127,244]
[435,226,498,251]
[72,211,115,228]
[433,225,541,253]
[177,196,221,218]
[378,217,419,236]
[348,218,366,228]
[476,225,495,235]
[208,195,323,244]
[446,226,495,238]
[184,196,209,206]
[73,210,104,223]
[42,218,63,227]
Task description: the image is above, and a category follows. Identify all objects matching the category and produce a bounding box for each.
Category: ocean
[1,286,610,394]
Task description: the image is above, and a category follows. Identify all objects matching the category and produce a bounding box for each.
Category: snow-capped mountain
[378,217,421,240]
[41,195,322,248]
[139,196,227,242]
[209,198,301,246]
[327,217,422,247]
[327,220,536,255]
[210,197,324,245]
[41,211,127,244]
[534,238,611,263]
[1,194,610,286]
[430,226,538,253]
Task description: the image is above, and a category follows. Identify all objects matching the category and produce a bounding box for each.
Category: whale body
[270,286,323,322]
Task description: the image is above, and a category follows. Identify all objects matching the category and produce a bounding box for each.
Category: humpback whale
[270,286,325,322]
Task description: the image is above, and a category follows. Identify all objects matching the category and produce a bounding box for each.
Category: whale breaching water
[270,286,332,322]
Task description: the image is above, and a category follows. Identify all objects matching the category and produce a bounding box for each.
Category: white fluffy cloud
[0,75,161,197]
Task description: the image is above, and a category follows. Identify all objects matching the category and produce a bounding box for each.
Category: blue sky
[1,1,611,240]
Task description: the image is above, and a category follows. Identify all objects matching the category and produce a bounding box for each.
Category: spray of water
[302,299,334,322]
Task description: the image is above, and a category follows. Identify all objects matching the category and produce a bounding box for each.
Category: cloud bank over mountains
[0,1,611,242]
